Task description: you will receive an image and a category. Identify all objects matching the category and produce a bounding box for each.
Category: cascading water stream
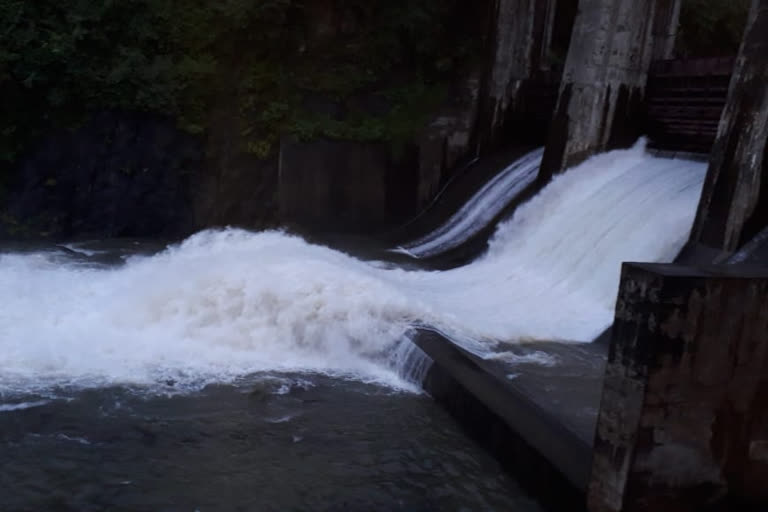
[393,148,544,259]
[0,142,706,395]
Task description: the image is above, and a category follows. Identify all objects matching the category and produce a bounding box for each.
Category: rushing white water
[394,148,544,258]
[0,142,706,394]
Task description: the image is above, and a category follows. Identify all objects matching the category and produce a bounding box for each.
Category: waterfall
[393,148,544,259]
[0,142,706,394]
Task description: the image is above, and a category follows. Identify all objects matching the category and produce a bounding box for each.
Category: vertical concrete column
[540,0,659,181]
[537,0,558,70]
[689,0,768,255]
[475,0,560,152]
[588,263,768,512]
[651,0,682,61]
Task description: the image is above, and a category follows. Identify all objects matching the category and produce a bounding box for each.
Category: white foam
[60,243,101,257]
[55,433,92,445]
[0,142,706,394]
[0,400,50,412]
[394,148,544,258]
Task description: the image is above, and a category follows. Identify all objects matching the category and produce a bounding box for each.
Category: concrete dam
[0,143,705,388]
[1,0,766,511]
[0,142,711,511]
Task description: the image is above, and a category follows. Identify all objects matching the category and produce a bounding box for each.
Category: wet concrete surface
[478,340,608,446]
[413,330,595,512]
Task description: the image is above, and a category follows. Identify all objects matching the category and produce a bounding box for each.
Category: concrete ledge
[413,330,593,511]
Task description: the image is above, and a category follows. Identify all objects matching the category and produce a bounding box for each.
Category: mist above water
[0,143,706,394]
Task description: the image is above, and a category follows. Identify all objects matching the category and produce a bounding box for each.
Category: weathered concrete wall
[689,0,768,256]
[540,0,663,180]
[589,263,768,512]
[1,112,200,240]
[474,0,563,153]
[417,75,482,209]
[477,0,540,150]
[278,138,418,232]
[651,0,682,61]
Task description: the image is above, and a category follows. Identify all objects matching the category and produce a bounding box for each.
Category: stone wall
[689,0,768,256]
[589,263,768,512]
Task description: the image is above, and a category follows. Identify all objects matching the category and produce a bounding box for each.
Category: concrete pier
[540,0,680,180]
[651,0,682,61]
[589,263,768,511]
[477,0,557,153]
[688,0,768,257]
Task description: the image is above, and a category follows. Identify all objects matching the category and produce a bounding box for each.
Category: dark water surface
[0,240,544,511]
[1,376,543,512]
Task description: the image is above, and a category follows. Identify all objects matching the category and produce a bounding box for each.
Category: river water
[1,375,541,511]
[0,241,544,511]
[0,143,707,510]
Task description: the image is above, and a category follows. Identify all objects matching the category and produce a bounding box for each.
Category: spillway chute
[393,148,545,259]
[0,142,707,394]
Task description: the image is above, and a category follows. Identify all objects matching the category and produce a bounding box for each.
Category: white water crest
[0,142,706,393]
[394,148,544,258]
[0,400,50,412]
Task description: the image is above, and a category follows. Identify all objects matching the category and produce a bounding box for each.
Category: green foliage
[1,0,215,168]
[232,0,471,156]
[0,0,474,172]
[677,0,751,57]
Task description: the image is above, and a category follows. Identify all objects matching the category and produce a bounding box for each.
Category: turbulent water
[1,377,542,512]
[394,148,544,259]
[0,142,706,395]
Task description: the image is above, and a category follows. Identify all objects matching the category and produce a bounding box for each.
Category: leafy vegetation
[1,0,750,190]
[676,0,751,57]
[0,0,476,181]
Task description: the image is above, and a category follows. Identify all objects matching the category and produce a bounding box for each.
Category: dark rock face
[589,263,768,512]
[1,112,201,239]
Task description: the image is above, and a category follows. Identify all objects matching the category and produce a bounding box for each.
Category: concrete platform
[412,329,606,511]
[478,340,608,445]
